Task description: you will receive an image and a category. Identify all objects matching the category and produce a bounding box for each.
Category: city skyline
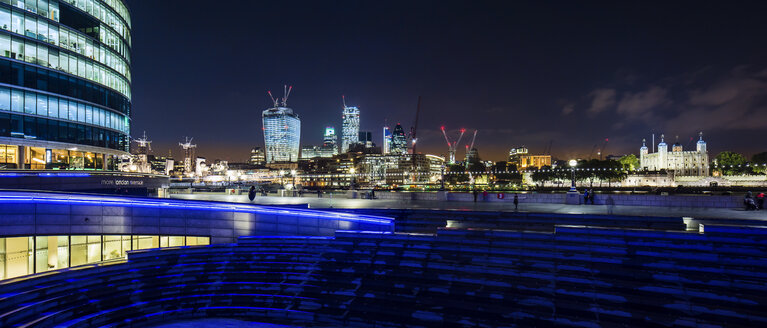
[126,0,767,162]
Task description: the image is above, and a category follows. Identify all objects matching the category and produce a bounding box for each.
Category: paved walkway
[171,193,767,221]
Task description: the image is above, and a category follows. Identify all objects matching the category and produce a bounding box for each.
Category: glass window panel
[11,37,23,60]
[9,91,21,115]
[23,91,34,114]
[0,7,9,31]
[132,235,158,250]
[23,13,35,38]
[37,45,47,67]
[77,103,84,122]
[5,237,31,279]
[35,94,46,116]
[47,94,57,117]
[67,100,76,121]
[160,236,168,248]
[103,235,121,260]
[23,39,34,64]
[11,11,23,35]
[85,105,92,123]
[0,87,9,111]
[86,235,101,263]
[169,236,184,247]
[34,236,48,273]
[198,237,210,245]
[0,33,9,58]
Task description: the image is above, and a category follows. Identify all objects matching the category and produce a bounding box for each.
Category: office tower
[341,96,360,153]
[382,126,392,154]
[0,0,132,170]
[323,126,337,153]
[391,123,407,155]
[263,86,301,163]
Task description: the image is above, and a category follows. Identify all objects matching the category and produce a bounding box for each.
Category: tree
[618,154,640,171]
[715,151,748,175]
[751,152,767,174]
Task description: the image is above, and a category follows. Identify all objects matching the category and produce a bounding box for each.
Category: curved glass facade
[263,106,300,163]
[0,0,130,170]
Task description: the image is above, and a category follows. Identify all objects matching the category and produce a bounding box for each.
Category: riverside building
[0,0,132,170]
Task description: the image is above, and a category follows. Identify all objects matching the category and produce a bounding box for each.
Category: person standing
[473,189,478,203]
[482,190,488,202]
[757,192,765,210]
[248,186,256,201]
[514,194,519,211]
[589,189,595,205]
[583,189,589,205]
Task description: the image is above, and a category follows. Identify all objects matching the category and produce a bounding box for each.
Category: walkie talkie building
[0,0,131,170]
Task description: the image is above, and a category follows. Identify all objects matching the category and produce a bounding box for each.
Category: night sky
[126,0,767,162]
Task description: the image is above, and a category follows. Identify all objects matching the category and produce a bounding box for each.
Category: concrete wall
[375,191,744,208]
[0,191,394,244]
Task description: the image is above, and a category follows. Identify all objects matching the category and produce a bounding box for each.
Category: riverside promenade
[171,192,767,222]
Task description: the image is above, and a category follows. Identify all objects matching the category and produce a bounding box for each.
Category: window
[10,88,22,112]
[23,91,33,113]
[0,33,9,58]
[0,7,10,31]
[35,93,46,115]
[0,87,9,111]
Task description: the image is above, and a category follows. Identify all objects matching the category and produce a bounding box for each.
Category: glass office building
[262,106,300,163]
[341,104,359,153]
[0,0,131,170]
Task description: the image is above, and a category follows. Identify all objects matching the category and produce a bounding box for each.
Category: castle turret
[658,134,667,170]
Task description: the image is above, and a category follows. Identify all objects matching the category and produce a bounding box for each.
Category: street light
[349,167,356,190]
[569,159,578,192]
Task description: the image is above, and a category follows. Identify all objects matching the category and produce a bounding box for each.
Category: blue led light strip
[0,192,394,225]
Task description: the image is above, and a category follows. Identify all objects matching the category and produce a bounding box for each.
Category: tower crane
[440,126,466,164]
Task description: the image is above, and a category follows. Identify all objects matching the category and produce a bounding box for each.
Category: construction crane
[410,96,422,155]
[266,85,293,107]
[132,131,152,154]
[597,138,609,160]
[178,137,197,176]
[440,126,466,164]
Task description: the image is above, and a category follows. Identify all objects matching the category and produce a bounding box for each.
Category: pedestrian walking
[589,189,595,205]
[473,190,478,203]
[757,192,765,210]
[247,186,256,201]
[583,189,589,205]
[513,194,519,211]
[317,189,322,198]
[482,190,488,201]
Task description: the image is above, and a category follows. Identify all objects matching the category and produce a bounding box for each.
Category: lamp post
[569,159,578,192]
[349,167,356,190]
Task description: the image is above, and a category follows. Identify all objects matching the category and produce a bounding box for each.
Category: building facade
[382,126,391,154]
[390,123,407,155]
[0,0,132,170]
[640,133,709,176]
[341,104,359,153]
[262,106,300,163]
[323,126,337,154]
[249,146,265,166]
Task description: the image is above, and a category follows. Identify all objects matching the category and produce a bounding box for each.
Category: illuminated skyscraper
[391,123,407,155]
[262,86,301,163]
[341,96,360,153]
[382,126,392,154]
[262,106,300,163]
[323,126,337,154]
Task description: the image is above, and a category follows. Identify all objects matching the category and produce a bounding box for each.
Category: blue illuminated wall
[0,191,394,244]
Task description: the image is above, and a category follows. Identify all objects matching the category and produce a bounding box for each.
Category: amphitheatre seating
[1,225,767,327]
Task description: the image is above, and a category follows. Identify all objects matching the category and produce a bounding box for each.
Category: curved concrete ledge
[0,191,394,244]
